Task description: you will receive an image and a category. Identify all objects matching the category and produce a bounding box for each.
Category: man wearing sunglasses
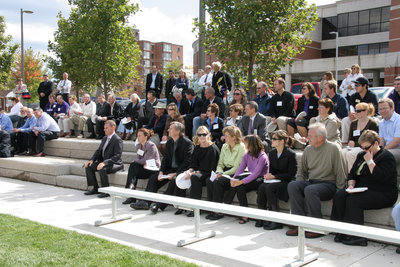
[342,76,379,144]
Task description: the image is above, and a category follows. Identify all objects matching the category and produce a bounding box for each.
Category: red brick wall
[295,41,322,60]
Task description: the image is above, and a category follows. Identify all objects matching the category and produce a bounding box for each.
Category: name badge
[58,108,61,111]
[309,106,313,109]
[355,99,360,103]
[137,149,144,156]
[277,101,282,107]
[254,129,258,135]
[353,130,361,136]
[213,124,219,130]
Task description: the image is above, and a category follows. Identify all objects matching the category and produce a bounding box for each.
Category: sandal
[239,217,249,224]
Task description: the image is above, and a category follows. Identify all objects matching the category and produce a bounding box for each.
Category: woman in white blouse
[60,95,82,137]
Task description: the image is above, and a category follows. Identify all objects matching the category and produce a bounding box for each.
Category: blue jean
[192,116,203,137]
[392,203,400,231]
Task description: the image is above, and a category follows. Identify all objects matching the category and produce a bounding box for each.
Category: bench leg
[94,195,132,226]
[177,208,216,247]
[285,226,319,267]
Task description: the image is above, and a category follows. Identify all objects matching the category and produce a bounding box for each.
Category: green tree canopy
[162,60,183,80]
[0,16,18,91]
[48,0,142,96]
[194,0,318,97]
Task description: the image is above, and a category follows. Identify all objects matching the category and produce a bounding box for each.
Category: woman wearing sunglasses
[226,88,247,117]
[331,130,398,246]
[203,103,224,149]
[182,126,220,217]
[256,130,297,230]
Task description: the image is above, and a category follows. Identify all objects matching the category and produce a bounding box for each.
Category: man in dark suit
[183,89,203,138]
[84,120,124,198]
[107,94,124,126]
[172,90,190,115]
[146,65,163,99]
[165,70,176,104]
[131,121,193,212]
[137,90,159,129]
[37,74,54,110]
[86,94,111,139]
[239,101,269,146]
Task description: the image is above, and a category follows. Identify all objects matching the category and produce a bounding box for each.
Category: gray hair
[308,123,327,141]
[170,121,185,136]
[173,89,182,97]
[205,87,215,95]
[212,61,222,69]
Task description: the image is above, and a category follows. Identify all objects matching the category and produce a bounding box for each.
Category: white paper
[146,159,156,167]
[296,111,307,120]
[160,140,167,144]
[346,187,368,193]
[121,117,131,124]
[264,179,281,183]
[159,174,170,180]
[294,133,306,145]
[210,171,217,182]
[353,130,361,136]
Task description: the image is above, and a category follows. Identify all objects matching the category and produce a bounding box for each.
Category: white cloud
[130,1,196,67]
[5,22,55,45]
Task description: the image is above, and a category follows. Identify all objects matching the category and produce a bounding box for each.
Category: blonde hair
[193,126,213,146]
[355,102,375,116]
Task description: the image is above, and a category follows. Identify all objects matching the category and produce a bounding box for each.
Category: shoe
[286,227,298,236]
[27,151,37,156]
[97,193,110,198]
[64,133,71,138]
[305,231,324,239]
[86,134,96,139]
[84,188,99,195]
[396,247,400,254]
[122,198,136,205]
[239,217,249,224]
[207,212,224,220]
[96,135,104,140]
[174,209,184,215]
[187,211,194,217]
[32,152,45,157]
[341,236,368,246]
[59,131,65,137]
[334,233,348,243]
[255,220,266,228]
[76,134,84,139]
[150,203,160,214]
[130,200,149,210]
[18,150,28,155]
[264,222,283,230]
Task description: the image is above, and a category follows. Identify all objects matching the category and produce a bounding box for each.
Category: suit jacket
[37,81,54,108]
[146,72,163,93]
[201,96,225,119]
[173,97,190,115]
[212,71,232,98]
[238,113,267,141]
[186,96,203,120]
[161,136,194,175]
[91,134,123,168]
[142,99,158,119]
[96,101,111,117]
[296,95,319,120]
[165,77,177,102]
[107,102,124,125]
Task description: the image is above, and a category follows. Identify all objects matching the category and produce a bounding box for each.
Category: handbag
[22,91,31,99]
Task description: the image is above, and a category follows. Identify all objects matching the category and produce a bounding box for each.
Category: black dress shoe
[150,203,160,214]
[86,134,96,139]
[396,247,400,254]
[174,209,184,215]
[342,236,368,246]
[334,233,348,243]
[84,188,99,195]
[27,151,37,156]
[255,220,265,228]
[187,211,194,217]
[97,193,110,198]
[18,151,28,155]
[122,198,136,205]
[207,213,224,220]
[130,200,149,210]
[264,222,283,230]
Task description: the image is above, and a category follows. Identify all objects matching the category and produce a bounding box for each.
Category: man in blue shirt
[0,108,13,133]
[11,108,37,155]
[379,98,400,149]
[324,81,348,119]
[28,108,60,157]
[255,81,272,119]
[389,76,400,114]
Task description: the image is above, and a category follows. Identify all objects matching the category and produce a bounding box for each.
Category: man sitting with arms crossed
[12,108,36,155]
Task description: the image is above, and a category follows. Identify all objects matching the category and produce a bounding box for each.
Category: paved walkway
[0,177,398,267]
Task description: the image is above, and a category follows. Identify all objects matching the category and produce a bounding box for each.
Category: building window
[322,6,390,40]
[177,56,180,60]
[163,52,172,61]
[144,60,150,67]
[163,44,172,52]
[177,47,180,52]
[151,45,154,51]
[143,42,150,50]
[144,69,150,75]
[322,42,389,58]
[151,54,154,59]
[143,51,150,59]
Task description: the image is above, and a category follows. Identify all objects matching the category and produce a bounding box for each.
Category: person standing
[211,61,232,99]
[57,72,72,103]
[146,65,163,99]
[13,78,29,106]
[198,65,213,100]
[37,74,54,110]
[165,70,176,103]
[83,120,124,198]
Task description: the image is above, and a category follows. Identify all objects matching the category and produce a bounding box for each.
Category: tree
[162,60,183,80]
[48,0,142,96]
[11,49,47,102]
[193,0,318,97]
[0,16,19,91]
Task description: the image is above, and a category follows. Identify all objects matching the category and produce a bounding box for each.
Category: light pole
[20,8,34,84]
[330,31,339,81]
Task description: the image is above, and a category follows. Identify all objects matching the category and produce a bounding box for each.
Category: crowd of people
[1,63,400,252]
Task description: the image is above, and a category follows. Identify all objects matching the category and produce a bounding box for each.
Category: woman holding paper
[182,126,220,217]
[331,130,397,246]
[122,128,160,204]
[225,134,269,224]
[117,93,143,140]
[206,126,245,221]
[256,130,297,230]
[202,103,224,149]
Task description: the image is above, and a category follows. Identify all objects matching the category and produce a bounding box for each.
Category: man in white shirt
[57,72,72,103]
[198,65,213,99]
[68,93,96,138]
[339,68,351,99]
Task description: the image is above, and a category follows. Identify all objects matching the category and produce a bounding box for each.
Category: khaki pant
[68,115,88,132]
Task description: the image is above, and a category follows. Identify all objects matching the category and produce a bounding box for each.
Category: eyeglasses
[271,138,281,141]
[198,133,207,137]
[168,108,174,111]
[361,144,372,151]
[355,109,366,113]
[355,84,362,87]
[234,93,241,95]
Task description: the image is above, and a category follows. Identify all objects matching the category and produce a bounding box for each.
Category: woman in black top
[287,82,319,139]
[118,93,143,140]
[202,103,224,149]
[331,130,398,246]
[256,130,297,230]
[211,61,232,99]
[182,126,220,217]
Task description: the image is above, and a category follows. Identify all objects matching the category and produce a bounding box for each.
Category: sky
[1,0,336,68]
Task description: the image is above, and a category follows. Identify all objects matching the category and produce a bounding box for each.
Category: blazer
[91,134,123,168]
[173,97,190,115]
[96,101,111,117]
[161,136,194,175]
[133,140,161,168]
[212,71,232,98]
[107,102,124,125]
[238,113,268,141]
[202,117,224,148]
[296,95,319,120]
[201,96,225,119]
[185,96,203,120]
[165,77,177,102]
[146,72,163,92]
[142,99,158,120]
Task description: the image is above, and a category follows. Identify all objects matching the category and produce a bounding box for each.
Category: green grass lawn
[0,214,198,267]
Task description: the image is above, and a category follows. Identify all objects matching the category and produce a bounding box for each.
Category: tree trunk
[247,53,255,100]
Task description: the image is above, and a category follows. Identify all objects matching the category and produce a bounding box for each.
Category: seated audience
[320,71,336,98]
[83,120,123,198]
[256,130,297,230]
[313,98,341,146]
[225,134,269,224]
[378,98,400,149]
[269,78,295,132]
[206,125,245,220]
[44,94,57,118]
[87,94,111,139]
[28,108,61,157]
[145,102,168,145]
[0,125,11,157]
[159,103,184,155]
[255,81,272,118]
[389,76,400,114]
[0,107,13,133]
[331,130,398,246]
[11,108,36,155]
[324,80,348,120]
[225,103,243,127]
[183,89,203,139]
[183,126,220,217]
[175,69,190,95]
[202,103,224,149]
[227,88,247,116]
[287,82,319,138]
[172,90,190,115]
[53,94,69,124]
[117,93,143,140]
[7,97,24,124]
[107,94,124,126]
[239,101,268,140]
[59,95,81,137]
[131,122,193,212]
[122,128,160,205]
[68,93,96,138]
[138,90,158,129]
